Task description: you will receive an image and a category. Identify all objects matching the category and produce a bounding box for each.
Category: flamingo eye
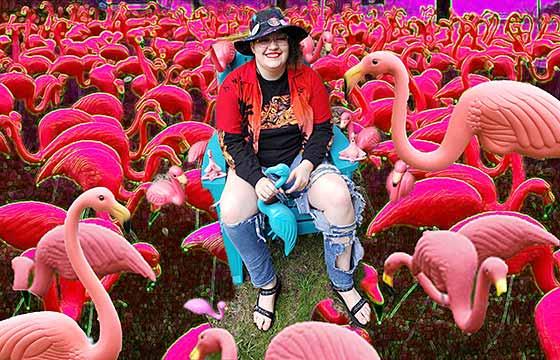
[372,59,379,65]
[98,195,105,201]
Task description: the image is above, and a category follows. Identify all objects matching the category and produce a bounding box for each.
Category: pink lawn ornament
[190,322,380,360]
[163,323,212,360]
[386,160,415,202]
[201,149,226,180]
[184,298,227,320]
[450,211,560,293]
[383,230,508,333]
[181,221,227,262]
[0,188,129,359]
[11,211,156,297]
[146,165,187,209]
[344,51,560,201]
[535,288,560,359]
[210,40,236,73]
[338,132,367,162]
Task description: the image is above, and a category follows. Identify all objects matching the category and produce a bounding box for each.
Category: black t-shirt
[255,70,304,167]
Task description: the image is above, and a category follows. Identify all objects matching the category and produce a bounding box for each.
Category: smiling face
[250,30,290,78]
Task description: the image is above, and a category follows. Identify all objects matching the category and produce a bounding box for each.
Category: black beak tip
[124,220,132,234]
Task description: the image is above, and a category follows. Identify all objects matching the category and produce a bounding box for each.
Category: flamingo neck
[2,119,40,163]
[134,43,158,89]
[390,61,473,171]
[451,263,491,333]
[129,114,153,160]
[502,178,547,211]
[65,203,121,360]
[125,183,151,215]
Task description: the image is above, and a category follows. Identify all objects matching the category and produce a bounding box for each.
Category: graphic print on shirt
[260,94,298,130]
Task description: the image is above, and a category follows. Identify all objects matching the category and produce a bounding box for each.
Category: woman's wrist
[300,159,314,172]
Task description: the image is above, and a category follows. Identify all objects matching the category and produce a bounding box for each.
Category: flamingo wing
[146,180,173,207]
[0,312,89,359]
[454,214,560,261]
[37,223,155,282]
[0,201,66,250]
[468,81,560,156]
[265,322,380,360]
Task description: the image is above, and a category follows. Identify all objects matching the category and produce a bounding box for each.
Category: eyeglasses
[254,34,289,47]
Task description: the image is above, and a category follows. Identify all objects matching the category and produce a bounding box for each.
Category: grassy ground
[209,233,332,360]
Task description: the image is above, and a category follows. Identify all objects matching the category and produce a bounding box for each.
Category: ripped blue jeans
[220,155,365,289]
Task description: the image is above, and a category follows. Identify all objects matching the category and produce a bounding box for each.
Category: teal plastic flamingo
[257,164,298,256]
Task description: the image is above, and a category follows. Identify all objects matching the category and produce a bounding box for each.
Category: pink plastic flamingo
[0,187,128,359]
[13,242,160,321]
[383,230,508,333]
[386,160,415,202]
[35,141,179,199]
[0,201,66,250]
[181,221,227,262]
[201,150,226,180]
[11,214,156,297]
[535,287,560,359]
[368,163,554,235]
[140,122,215,158]
[344,51,560,201]
[163,323,212,360]
[450,211,560,293]
[190,322,380,360]
[183,169,218,218]
[338,132,367,162]
[71,92,124,123]
[146,166,187,210]
[184,299,227,320]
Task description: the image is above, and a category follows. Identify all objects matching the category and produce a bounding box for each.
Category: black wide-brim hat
[234,8,308,56]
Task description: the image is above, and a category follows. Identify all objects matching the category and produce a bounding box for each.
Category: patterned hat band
[250,17,290,36]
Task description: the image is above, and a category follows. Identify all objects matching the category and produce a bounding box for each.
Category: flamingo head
[382,252,410,288]
[385,161,415,202]
[217,301,227,314]
[81,187,131,226]
[210,40,236,73]
[190,328,232,360]
[339,111,352,128]
[480,257,508,297]
[344,51,403,97]
[168,165,187,185]
[322,31,334,52]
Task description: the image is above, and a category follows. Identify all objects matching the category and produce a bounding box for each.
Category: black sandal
[331,283,370,328]
[253,277,281,331]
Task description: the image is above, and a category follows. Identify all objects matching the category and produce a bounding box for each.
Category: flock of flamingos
[0,0,560,358]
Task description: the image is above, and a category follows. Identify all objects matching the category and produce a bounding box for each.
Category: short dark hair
[285,30,303,68]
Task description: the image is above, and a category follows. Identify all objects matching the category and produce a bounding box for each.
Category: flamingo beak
[324,42,332,53]
[110,202,131,226]
[392,172,403,187]
[343,63,363,98]
[177,174,187,185]
[547,191,555,204]
[483,60,494,73]
[154,264,162,278]
[189,347,201,360]
[155,116,166,128]
[382,272,394,287]
[495,278,507,296]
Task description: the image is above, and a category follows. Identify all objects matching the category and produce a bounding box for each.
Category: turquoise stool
[201,127,358,285]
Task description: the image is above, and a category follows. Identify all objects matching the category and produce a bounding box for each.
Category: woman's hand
[286,160,314,194]
[255,177,279,202]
